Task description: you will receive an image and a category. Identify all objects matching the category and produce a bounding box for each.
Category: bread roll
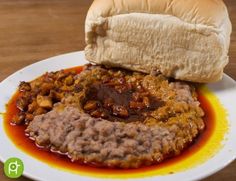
[85,0,232,83]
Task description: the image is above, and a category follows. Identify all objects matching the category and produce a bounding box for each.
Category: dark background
[0,0,235,180]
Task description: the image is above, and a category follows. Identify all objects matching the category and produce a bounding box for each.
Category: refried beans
[15,65,205,168]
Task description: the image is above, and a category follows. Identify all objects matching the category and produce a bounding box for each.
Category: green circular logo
[4,157,24,178]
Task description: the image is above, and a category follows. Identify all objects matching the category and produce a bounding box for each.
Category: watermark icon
[4,157,24,178]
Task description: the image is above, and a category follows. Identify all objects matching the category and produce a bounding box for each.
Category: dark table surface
[0,0,235,180]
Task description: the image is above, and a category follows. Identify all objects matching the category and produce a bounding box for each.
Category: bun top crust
[87,0,229,29]
[85,0,231,83]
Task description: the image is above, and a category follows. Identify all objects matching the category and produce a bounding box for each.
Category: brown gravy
[84,82,164,122]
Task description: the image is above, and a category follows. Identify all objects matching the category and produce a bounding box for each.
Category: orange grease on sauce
[3,66,215,175]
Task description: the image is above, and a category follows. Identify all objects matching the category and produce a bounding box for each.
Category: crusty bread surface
[85,0,232,82]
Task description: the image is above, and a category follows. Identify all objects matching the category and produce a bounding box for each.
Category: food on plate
[12,65,204,168]
[6,0,232,170]
[85,0,231,83]
[12,70,79,125]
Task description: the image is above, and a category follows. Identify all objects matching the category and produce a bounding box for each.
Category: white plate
[0,51,236,181]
